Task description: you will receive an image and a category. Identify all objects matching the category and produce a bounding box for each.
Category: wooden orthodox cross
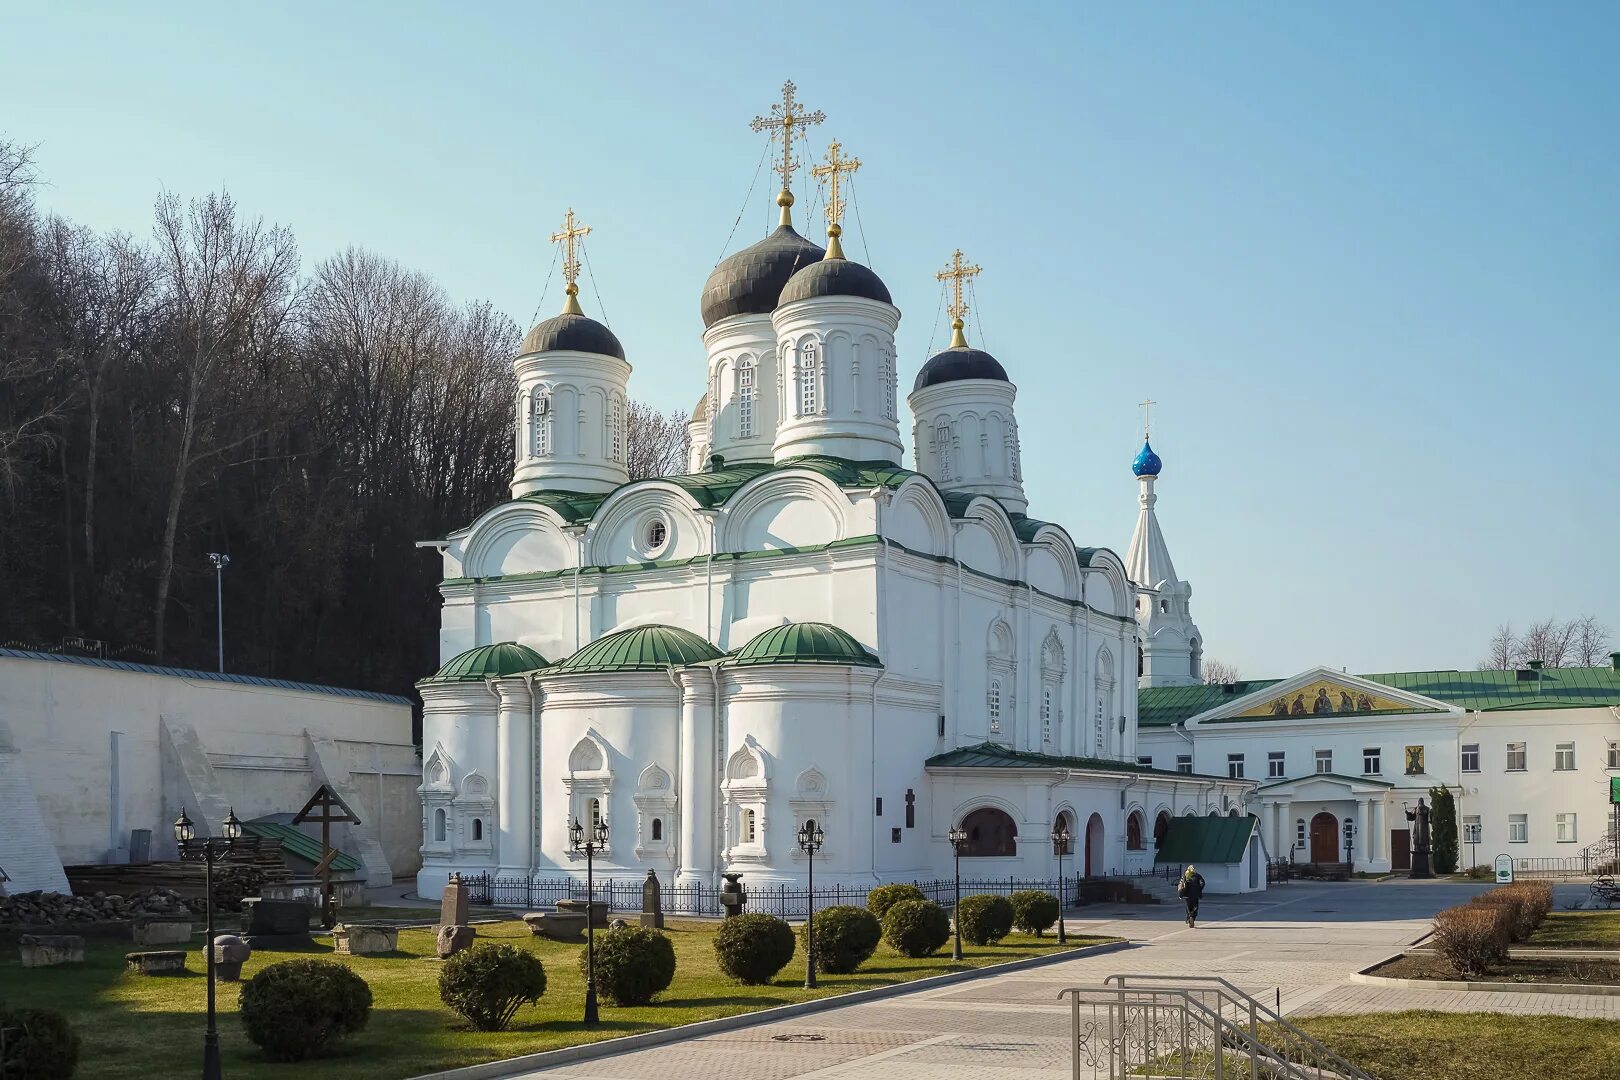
[292,784,361,929]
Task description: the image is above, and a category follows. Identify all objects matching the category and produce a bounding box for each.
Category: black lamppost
[1050,822,1071,945]
[569,815,609,1025]
[1343,818,1355,870]
[947,824,968,961]
[207,553,230,673]
[797,820,825,988]
[175,805,242,1080]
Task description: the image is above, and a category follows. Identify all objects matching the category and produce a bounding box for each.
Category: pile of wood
[66,836,291,911]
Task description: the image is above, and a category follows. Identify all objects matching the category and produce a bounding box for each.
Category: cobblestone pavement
[516,880,1614,1079]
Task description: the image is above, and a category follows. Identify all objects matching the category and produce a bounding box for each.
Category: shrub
[0,1002,79,1079]
[1501,882,1554,929]
[867,883,926,922]
[1432,904,1509,975]
[1429,786,1459,874]
[238,959,372,1062]
[955,894,1014,945]
[713,914,795,984]
[581,926,676,1006]
[1469,889,1534,942]
[802,905,881,975]
[1010,890,1060,936]
[438,943,547,1031]
[882,899,951,957]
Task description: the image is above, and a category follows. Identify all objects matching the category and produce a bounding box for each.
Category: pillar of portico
[1355,798,1370,869]
[1370,799,1385,863]
[1271,801,1285,856]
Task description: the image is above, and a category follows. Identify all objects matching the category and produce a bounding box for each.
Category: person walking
[1177,865,1206,927]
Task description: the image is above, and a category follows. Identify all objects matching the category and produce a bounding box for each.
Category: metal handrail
[1102,974,1374,1079]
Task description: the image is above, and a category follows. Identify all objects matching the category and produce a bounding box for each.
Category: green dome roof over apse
[724,622,881,668]
[550,624,723,674]
[422,641,548,683]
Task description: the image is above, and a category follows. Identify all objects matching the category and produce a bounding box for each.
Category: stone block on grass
[131,916,193,945]
[523,911,587,942]
[212,934,251,981]
[436,924,475,958]
[333,923,399,955]
[126,949,187,975]
[19,934,85,967]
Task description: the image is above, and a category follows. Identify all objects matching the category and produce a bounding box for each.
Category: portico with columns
[1252,772,1395,872]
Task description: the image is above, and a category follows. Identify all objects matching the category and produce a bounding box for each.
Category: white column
[1371,800,1385,863]
[494,678,534,876]
[1355,798,1370,869]
[676,671,716,887]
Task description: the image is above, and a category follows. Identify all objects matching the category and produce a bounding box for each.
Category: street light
[797,820,825,988]
[947,824,968,961]
[207,553,230,673]
[175,805,242,1080]
[1050,822,1071,945]
[569,815,609,1025]
[1343,818,1356,870]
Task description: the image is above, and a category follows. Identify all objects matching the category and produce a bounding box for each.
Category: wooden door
[1391,829,1411,871]
[1310,812,1339,863]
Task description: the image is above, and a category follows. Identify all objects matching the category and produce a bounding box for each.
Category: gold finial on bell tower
[750,81,825,229]
[811,138,860,260]
[935,249,982,349]
[549,208,592,316]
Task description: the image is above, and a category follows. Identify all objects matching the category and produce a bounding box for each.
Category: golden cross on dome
[750,81,825,226]
[935,249,982,349]
[549,208,592,315]
[1140,399,1156,438]
[811,139,860,259]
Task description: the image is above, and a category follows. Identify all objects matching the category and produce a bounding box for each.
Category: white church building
[414,86,1259,900]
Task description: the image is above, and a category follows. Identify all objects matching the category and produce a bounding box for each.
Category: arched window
[1154,811,1170,851]
[651,818,663,841]
[799,344,818,416]
[589,797,602,832]
[1005,421,1021,480]
[1126,811,1145,851]
[472,818,483,841]
[1041,688,1053,743]
[880,348,896,420]
[742,808,758,843]
[737,360,755,437]
[987,680,1002,734]
[433,808,446,843]
[530,388,551,456]
[959,807,1017,857]
[935,420,954,481]
[609,395,626,463]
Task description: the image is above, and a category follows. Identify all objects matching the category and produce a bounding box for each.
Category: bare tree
[1520,617,1576,668]
[1202,658,1240,685]
[1570,615,1613,668]
[625,401,691,481]
[1479,617,1613,669]
[1480,623,1518,670]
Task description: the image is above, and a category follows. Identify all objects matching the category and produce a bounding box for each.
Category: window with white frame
[1315,749,1332,774]
[880,348,896,420]
[934,419,954,481]
[1295,818,1306,843]
[737,361,755,437]
[1041,688,1053,743]
[1227,753,1245,780]
[987,680,1002,734]
[799,344,818,416]
[1555,742,1575,771]
[742,807,757,843]
[1506,742,1527,771]
[1463,815,1482,845]
[1609,741,1620,769]
[1363,747,1382,775]
[1176,754,1192,774]
[1557,813,1577,843]
[1508,813,1528,843]
[1461,743,1480,772]
[1268,751,1285,778]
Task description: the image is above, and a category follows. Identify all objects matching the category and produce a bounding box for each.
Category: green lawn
[3,918,1107,1080]
[1292,1011,1620,1080]
[1527,909,1620,949]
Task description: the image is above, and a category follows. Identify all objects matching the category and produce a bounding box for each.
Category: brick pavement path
[515,881,1616,1079]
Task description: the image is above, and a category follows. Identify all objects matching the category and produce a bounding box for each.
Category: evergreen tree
[1429,785,1458,875]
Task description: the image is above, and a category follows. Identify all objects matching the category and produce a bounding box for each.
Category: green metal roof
[549,624,723,674]
[421,641,547,684]
[1155,814,1258,866]
[1139,665,1620,728]
[243,821,362,872]
[926,741,1230,781]
[722,622,881,668]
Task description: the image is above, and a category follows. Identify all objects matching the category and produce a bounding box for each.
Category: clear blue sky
[5,2,1616,677]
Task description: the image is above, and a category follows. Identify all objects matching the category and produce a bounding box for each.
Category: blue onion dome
[701,225,826,328]
[779,255,891,306]
[1132,438,1162,477]
[519,311,625,360]
[913,344,1010,391]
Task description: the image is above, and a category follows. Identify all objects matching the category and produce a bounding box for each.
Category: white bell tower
[1126,405,1203,687]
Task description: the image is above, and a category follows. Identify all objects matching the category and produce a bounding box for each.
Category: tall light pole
[570,815,608,1025]
[797,820,825,988]
[175,805,242,1080]
[207,553,230,673]
[1051,822,1071,945]
[948,824,968,961]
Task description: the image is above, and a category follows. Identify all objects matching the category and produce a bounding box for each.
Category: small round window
[646,518,668,552]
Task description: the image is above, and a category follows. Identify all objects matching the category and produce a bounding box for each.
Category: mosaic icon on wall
[1238,679,1417,720]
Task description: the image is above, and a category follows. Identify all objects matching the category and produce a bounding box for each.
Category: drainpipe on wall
[663,663,683,880]
[708,661,725,892]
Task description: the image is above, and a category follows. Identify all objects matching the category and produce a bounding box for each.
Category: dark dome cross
[935,249,983,349]
[750,81,825,226]
[549,208,592,315]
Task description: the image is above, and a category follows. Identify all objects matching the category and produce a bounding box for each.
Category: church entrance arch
[1083,812,1105,877]
[960,807,1017,857]
[1153,811,1170,852]
[1310,812,1339,863]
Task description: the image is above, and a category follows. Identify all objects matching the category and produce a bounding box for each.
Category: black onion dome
[912,346,1010,391]
[700,226,826,328]
[519,312,625,360]
[779,257,892,306]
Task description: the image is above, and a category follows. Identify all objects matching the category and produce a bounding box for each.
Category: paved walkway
[514,880,1617,1079]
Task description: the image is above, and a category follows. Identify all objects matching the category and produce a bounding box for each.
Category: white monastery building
[415,85,1259,899]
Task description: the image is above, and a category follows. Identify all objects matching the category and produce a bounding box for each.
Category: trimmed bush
[0,1002,79,1079]
[713,913,795,985]
[1469,889,1534,943]
[582,925,676,1006]
[1010,890,1060,936]
[866,883,926,922]
[1502,882,1554,929]
[439,943,547,1031]
[955,894,1014,945]
[239,958,372,1062]
[802,905,881,975]
[882,899,951,958]
[1432,904,1509,975]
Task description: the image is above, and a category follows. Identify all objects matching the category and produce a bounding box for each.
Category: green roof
[722,622,881,668]
[1155,814,1258,865]
[421,641,547,684]
[243,821,362,872]
[1140,665,1620,728]
[549,624,723,674]
[926,741,1229,781]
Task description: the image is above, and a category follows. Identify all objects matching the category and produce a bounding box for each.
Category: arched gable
[568,731,612,777]
[1026,527,1081,600]
[587,481,707,565]
[954,498,1020,580]
[885,477,951,556]
[460,501,576,579]
[1079,547,1129,616]
[718,468,850,552]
